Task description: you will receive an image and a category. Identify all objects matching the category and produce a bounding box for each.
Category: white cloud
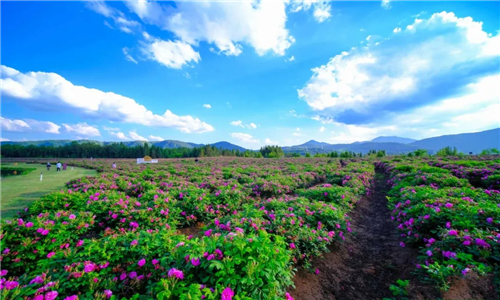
[293,132,302,136]
[63,123,100,137]
[296,127,301,131]
[393,27,401,33]
[141,38,201,69]
[123,47,138,64]
[203,104,212,108]
[86,1,141,34]
[103,126,119,132]
[286,55,295,62]
[129,131,148,141]
[298,12,500,116]
[248,123,257,129]
[231,132,259,143]
[319,126,325,132]
[110,131,129,140]
[0,137,10,142]
[0,117,60,134]
[265,138,276,144]
[1,66,214,133]
[148,135,164,141]
[125,0,336,57]
[230,120,244,127]
[381,0,391,10]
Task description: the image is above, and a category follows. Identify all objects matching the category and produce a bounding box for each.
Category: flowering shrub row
[1,158,374,299]
[376,159,500,290]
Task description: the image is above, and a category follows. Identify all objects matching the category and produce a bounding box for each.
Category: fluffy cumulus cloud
[148,135,164,141]
[63,123,100,137]
[110,131,129,140]
[265,138,277,144]
[203,104,211,108]
[140,38,201,69]
[129,131,148,141]
[289,0,332,23]
[86,1,141,34]
[1,117,60,134]
[381,0,391,10]
[231,132,259,144]
[1,66,214,133]
[299,12,500,131]
[230,120,257,129]
[322,74,500,143]
[0,137,10,142]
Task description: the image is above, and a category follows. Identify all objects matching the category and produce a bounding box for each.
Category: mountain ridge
[2,128,498,155]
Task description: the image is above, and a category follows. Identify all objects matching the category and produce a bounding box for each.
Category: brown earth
[290,171,461,300]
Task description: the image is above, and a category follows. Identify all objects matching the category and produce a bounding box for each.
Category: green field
[0,163,96,219]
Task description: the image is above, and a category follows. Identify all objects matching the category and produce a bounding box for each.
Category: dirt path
[290,171,441,300]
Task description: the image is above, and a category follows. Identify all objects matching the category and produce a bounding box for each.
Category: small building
[137,156,158,164]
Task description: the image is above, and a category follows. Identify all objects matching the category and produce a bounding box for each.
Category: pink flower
[30,276,44,285]
[426,250,433,257]
[84,263,95,273]
[41,229,50,235]
[448,230,458,236]
[315,269,320,275]
[205,229,212,237]
[120,273,127,280]
[64,296,78,300]
[129,271,137,279]
[486,218,493,224]
[76,240,84,247]
[4,280,19,290]
[221,287,234,300]
[463,240,471,246]
[286,292,294,300]
[0,270,7,276]
[152,259,159,265]
[25,222,34,228]
[446,222,451,229]
[104,290,113,298]
[289,243,296,249]
[138,259,146,267]
[69,214,76,220]
[2,248,10,254]
[167,268,184,279]
[207,254,215,260]
[445,203,453,208]
[399,242,405,247]
[45,291,59,300]
[191,258,200,266]
[131,240,138,246]
[475,238,490,248]
[112,214,118,219]
[47,252,56,258]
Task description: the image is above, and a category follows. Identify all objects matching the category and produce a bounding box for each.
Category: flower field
[1,156,499,299]
[1,158,374,299]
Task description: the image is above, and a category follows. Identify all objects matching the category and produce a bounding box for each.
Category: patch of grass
[1,163,97,219]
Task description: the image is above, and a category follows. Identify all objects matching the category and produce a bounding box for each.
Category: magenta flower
[167,268,184,280]
[69,214,76,220]
[138,259,146,267]
[41,229,49,235]
[47,252,56,258]
[2,248,10,254]
[207,254,215,260]
[290,243,296,249]
[426,250,433,257]
[205,229,212,237]
[131,240,138,246]
[399,241,405,248]
[0,270,7,276]
[4,280,19,290]
[30,276,44,285]
[64,296,78,300]
[475,238,490,248]
[315,269,320,275]
[76,240,84,247]
[84,263,95,273]
[25,222,34,228]
[129,271,137,279]
[191,258,200,266]
[104,290,113,298]
[120,273,127,280]
[445,203,453,208]
[152,259,159,265]
[486,218,493,224]
[221,287,234,300]
[448,230,458,236]
[463,240,471,246]
[45,291,59,300]
[286,292,294,300]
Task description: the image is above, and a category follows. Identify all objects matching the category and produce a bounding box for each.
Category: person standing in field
[46,162,51,171]
[56,161,62,172]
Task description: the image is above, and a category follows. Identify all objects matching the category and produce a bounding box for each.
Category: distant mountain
[154,140,197,149]
[210,141,246,151]
[371,136,416,144]
[410,128,500,154]
[295,140,333,149]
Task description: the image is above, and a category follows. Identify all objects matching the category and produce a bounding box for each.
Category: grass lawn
[1,163,97,219]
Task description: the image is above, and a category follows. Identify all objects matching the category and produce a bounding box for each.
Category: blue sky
[1,0,499,148]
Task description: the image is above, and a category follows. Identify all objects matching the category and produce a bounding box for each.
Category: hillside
[371,136,416,144]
